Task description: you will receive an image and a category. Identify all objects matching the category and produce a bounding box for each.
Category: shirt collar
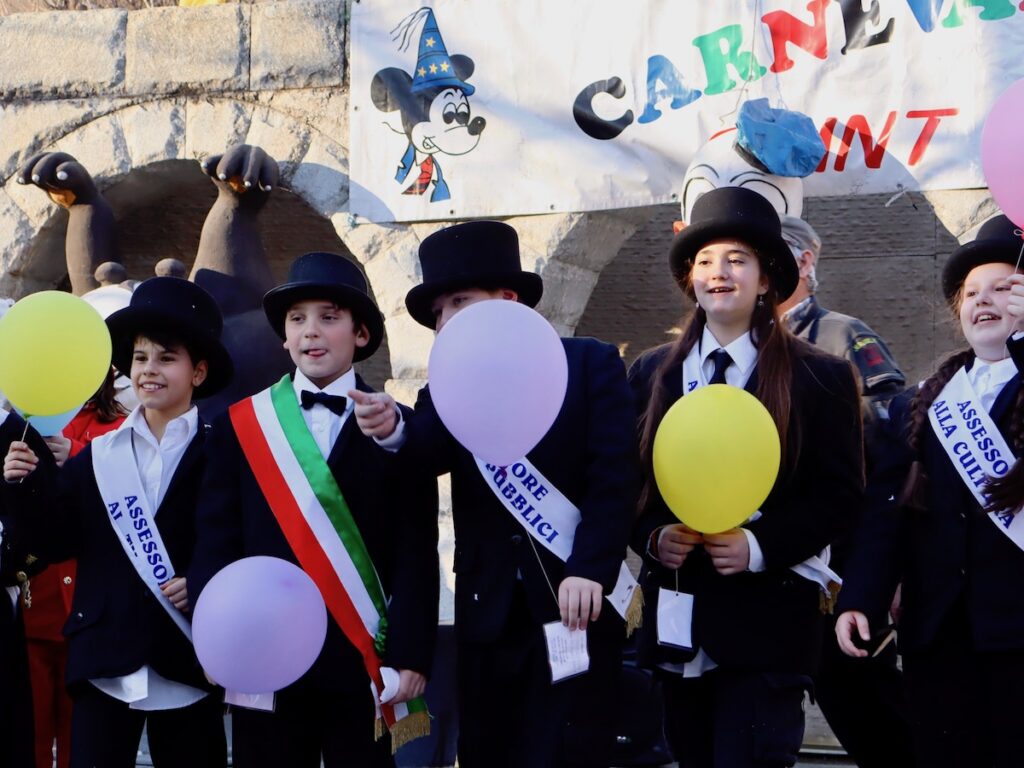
[969,354,1017,391]
[782,296,814,321]
[700,325,758,379]
[122,404,199,449]
[293,368,357,401]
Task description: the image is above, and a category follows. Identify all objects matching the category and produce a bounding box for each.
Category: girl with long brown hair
[836,214,1024,768]
[630,187,863,767]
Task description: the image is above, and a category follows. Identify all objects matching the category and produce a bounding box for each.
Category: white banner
[349,0,1024,222]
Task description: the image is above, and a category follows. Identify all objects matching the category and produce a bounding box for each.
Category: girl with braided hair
[630,187,863,768]
[836,214,1024,768]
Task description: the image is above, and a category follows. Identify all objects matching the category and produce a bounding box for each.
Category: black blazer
[838,359,1024,654]
[402,337,639,644]
[9,420,211,690]
[629,342,863,675]
[189,374,439,693]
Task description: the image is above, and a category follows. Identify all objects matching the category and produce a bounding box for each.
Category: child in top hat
[187,252,439,768]
[837,215,1024,768]
[352,220,639,768]
[3,276,231,768]
[629,186,863,767]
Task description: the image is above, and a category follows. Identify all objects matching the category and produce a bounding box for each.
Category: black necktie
[708,349,732,385]
[300,390,348,415]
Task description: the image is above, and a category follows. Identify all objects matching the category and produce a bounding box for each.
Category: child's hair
[636,255,816,513]
[92,366,129,423]
[132,326,206,368]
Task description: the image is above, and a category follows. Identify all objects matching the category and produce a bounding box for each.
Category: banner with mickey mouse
[349,0,1024,223]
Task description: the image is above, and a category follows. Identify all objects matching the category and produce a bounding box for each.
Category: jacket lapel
[158,427,205,514]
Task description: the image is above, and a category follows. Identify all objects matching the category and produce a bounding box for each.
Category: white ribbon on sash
[91,429,192,640]
[681,344,840,594]
[928,366,1024,552]
[474,457,641,628]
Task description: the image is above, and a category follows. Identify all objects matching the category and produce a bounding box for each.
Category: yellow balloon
[653,384,781,534]
[0,291,112,417]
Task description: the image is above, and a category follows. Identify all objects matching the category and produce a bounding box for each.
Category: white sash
[680,344,840,594]
[474,457,641,627]
[91,428,192,640]
[927,366,1024,552]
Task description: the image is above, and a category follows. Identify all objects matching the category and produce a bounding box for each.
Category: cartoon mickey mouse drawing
[371,8,486,203]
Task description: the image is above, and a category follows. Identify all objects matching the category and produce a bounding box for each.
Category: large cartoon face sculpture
[680,127,804,224]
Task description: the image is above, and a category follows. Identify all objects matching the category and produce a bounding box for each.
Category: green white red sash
[92,426,192,640]
[229,376,428,750]
[928,366,1024,552]
[475,457,644,634]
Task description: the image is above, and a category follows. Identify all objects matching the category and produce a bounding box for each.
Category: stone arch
[0,94,658,394]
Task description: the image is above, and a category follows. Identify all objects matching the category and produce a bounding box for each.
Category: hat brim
[404,271,543,329]
[106,306,234,400]
[941,240,1022,302]
[262,282,385,363]
[669,220,799,302]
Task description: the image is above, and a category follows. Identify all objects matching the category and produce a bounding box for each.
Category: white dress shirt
[293,368,356,460]
[969,354,1018,413]
[698,326,758,388]
[90,405,207,711]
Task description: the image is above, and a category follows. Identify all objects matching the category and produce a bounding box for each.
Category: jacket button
[511,534,523,545]
[63,576,72,586]
[75,612,83,620]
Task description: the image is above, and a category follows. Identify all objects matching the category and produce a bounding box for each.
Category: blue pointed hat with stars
[411,9,474,95]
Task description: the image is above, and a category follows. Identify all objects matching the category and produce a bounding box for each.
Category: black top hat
[405,221,544,329]
[669,186,799,301]
[262,252,384,363]
[106,277,233,400]
[942,215,1024,302]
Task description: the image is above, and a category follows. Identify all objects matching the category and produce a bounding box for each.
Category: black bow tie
[300,390,348,415]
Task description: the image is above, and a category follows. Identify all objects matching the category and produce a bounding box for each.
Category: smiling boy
[3,277,232,768]
[188,252,438,768]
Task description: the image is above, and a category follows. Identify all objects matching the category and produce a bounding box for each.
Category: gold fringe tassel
[374,716,385,741]
[388,710,432,753]
[624,586,644,637]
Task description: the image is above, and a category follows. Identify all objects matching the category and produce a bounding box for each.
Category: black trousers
[902,608,1024,768]
[231,684,394,768]
[456,583,623,768]
[660,667,809,768]
[0,597,33,768]
[69,684,226,768]
[814,622,915,768]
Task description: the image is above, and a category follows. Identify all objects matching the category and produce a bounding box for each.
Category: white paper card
[224,690,276,712]
[657,588,694,650]
[543,621,590,683]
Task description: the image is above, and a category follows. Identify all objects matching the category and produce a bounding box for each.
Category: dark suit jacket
[629,342,863,675]
[402,337,639,645]
[8,419,211,691]
[838,358,1024,654]
[0,412,51,768]
[189,374,439,694]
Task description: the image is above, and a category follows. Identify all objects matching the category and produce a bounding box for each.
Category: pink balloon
[982,78,1024,227]
[428,300,568,466]
[193,556,328,693]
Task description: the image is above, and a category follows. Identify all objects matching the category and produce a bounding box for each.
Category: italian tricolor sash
[229,376,429,750]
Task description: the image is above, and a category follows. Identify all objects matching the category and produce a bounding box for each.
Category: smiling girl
[629,187,863,768]
[836,214,1024,768]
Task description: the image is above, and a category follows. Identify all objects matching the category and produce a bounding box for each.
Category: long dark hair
[637,255,814,513]
[91,366,130,423]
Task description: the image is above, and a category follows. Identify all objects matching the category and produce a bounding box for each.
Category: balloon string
[525,532,560,610]
[1015,229,1024,274]
[17,419,28,485]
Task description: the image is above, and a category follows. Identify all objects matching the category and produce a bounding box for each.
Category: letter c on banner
[573,77,634,140]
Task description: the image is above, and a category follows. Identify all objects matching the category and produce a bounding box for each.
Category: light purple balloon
[982,78,1024,227]
[428,300,568,466]
[192,556,328,694]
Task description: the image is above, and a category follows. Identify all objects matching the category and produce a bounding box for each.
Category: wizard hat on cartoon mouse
[410,9,475,95]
